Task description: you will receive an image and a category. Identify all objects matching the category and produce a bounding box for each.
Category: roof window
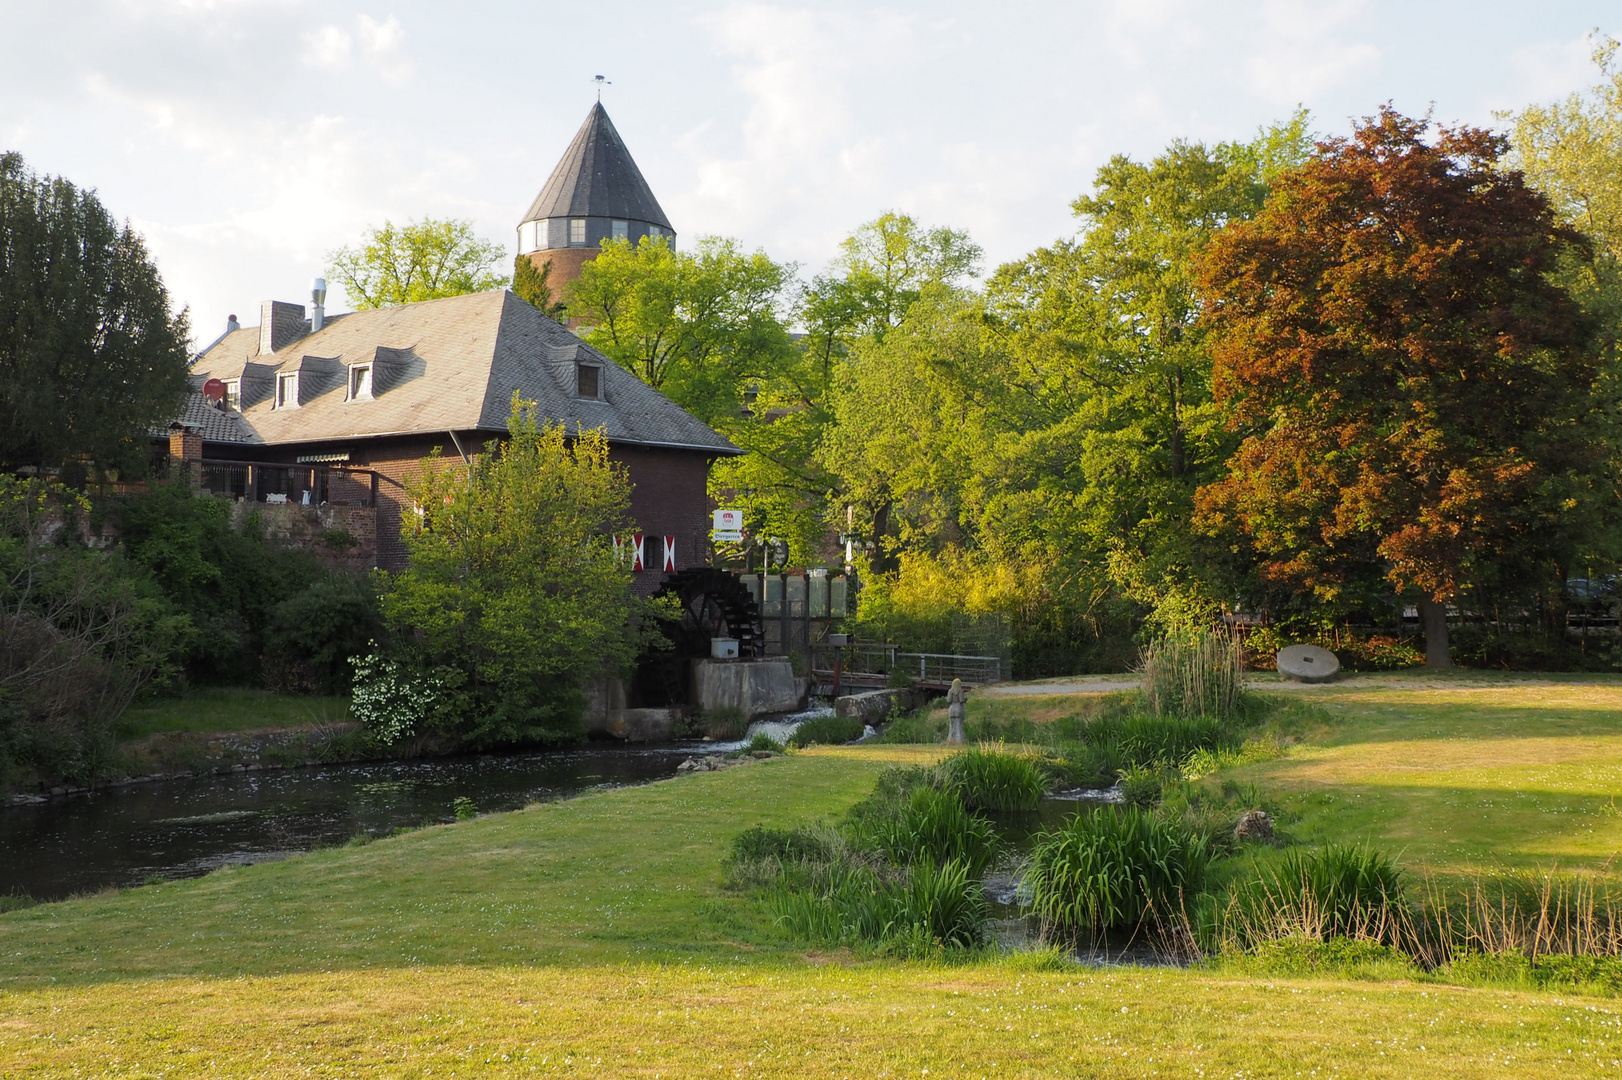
[276,372,299,409]
[611,220,628,241]
[577,363,601,399]
[349,362,374,401]
[223,378,241,411]
[648,224,662,239]
[570,218,587,245]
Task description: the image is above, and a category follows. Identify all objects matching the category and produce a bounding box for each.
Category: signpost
[712,507,743,543]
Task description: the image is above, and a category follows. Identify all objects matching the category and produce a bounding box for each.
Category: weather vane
[594,75,611,101]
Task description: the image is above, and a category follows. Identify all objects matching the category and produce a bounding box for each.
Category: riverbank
[4,680,1622,1075]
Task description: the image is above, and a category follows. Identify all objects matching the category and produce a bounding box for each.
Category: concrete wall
[692,658,803,719]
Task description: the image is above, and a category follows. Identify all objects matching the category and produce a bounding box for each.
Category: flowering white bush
[349,646,451,745]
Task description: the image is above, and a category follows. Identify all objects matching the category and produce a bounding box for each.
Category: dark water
[0,743,721,902]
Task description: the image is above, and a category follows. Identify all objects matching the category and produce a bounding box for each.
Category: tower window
[519,221,537,252]
[611,220,628,240]
[577,364,600,399]
[349,363,374,401]
[648,224,662,239]
[276,372,299,409]
[224,378,241,411]
[569,218,586,245]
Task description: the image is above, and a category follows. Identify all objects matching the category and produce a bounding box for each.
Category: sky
[0,0,1615,346]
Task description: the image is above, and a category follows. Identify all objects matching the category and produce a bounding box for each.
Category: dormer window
[569,218,586,245]
[576,363,601,399]
[348,363,374,401]
[611,220,628,241]
[224,378,241,411]
[276,372,299,409]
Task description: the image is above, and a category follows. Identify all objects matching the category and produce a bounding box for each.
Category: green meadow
[3,676,1622,1076]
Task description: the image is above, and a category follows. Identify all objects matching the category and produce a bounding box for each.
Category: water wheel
[630,569,764,707]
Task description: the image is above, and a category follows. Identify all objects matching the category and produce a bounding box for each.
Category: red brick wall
[285,434,716,586]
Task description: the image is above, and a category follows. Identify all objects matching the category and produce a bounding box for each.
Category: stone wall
[229,501,378,573]
[691,658,804,719]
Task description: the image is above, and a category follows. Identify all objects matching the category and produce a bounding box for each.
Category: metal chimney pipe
[227,314,240,333]
[310,277,327,332]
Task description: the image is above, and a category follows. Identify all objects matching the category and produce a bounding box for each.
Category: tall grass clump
[768,857,986,954]
[863,784,997,875]
[787,713,864,748]
[942,745,1046,811]
[1140,629,1245,720]
[1023,807,1211,941]
[1218,845,1408,949]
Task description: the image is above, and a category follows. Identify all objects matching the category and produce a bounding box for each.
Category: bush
[349,648,461,745]
[942,746,1046,811]
[263,574,382,694]
[787,713,864,748]
[1117,763,1166,807]
[744,731,784,753]
[1023,807,1211,938]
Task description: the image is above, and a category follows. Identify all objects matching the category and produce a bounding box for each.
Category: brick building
[183,288,739,587]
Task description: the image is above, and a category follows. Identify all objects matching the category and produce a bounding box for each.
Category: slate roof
[520,103,672,229]
[187,290,739,455]
[162,391,257,443]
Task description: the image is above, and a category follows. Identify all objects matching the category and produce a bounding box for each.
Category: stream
[1,706,837,903]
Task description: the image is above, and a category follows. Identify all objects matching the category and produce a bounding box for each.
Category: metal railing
[808,643,1001,689]
[197,459,380,507]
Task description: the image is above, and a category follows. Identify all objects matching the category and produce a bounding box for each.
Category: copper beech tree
[1194,108,1601,666]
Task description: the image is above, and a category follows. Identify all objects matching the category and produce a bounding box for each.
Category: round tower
[518,103,675,298]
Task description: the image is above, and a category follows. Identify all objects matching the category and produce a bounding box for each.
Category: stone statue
[947,678,966,744]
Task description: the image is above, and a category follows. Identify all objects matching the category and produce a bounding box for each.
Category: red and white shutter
[612,534,623,563]
[631,533,645,571]
[662,535,677,572]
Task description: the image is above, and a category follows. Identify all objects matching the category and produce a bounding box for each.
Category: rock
[231,764,247,773]
[750,749,775,760]
[1276,643,1340,683]
[1235,809,1274,842]
[677,758,700,772]
[49,786,65,796]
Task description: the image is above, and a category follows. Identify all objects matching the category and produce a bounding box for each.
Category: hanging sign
[662,535,677,572]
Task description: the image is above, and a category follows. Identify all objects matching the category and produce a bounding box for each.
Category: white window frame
[348,362,374,401]
[223,378,241,411]
[611,219,628,241]
[576,363,601,400]
[569,218,587,245]
[276,372,299,409]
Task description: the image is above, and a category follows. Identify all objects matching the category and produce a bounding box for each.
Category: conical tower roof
[520,103,672,229]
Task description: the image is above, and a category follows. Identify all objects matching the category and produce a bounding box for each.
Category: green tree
[380,398,668,746]
[512,254,566,320]
[983,129,1307,629]
[565,236,795,419]
[0,152,190,475]
[1194,108,1602,666]
[327,218,509,310]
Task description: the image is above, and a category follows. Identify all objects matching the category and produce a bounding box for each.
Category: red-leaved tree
[1194,108,1601,666]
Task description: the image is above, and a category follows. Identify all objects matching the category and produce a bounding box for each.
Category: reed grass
[1139,630,1246,720]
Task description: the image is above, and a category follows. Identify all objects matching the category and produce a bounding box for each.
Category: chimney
[259,300,308,356]
[227,314,240,333]
[310,277,327,332]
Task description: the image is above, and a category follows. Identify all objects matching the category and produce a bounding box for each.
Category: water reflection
[0,743,722,901]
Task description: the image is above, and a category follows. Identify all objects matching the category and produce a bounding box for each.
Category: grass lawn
[117,687,352,739]
[1227,674,1622,877]
[5,681,1622,1075]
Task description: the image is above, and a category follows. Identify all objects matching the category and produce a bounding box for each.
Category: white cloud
[1240,0,1381,106]
[303,25,354,70]
[356,14,412,84]
[1507,33,1602,106]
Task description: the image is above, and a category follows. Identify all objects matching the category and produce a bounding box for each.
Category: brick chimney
[259,300,308,355]
[168,423,203,487]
